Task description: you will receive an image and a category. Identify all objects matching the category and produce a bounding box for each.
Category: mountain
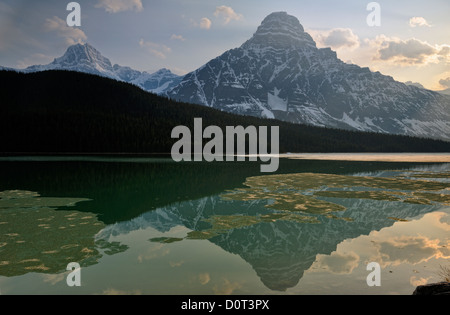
[24,43,119,78]
[0,66,15,71]
[6,43,182,94]
[404,81,425,89]
[168,12,450,141]
[129,68,183,94]
[1,70,449,155]
[438,88,450,96]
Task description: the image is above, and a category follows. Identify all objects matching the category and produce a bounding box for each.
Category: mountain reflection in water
[0,157,448,293]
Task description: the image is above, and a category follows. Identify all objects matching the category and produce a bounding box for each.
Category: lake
[0,155,449,295]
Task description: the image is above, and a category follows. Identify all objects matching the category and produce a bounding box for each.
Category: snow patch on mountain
[268,88,288,111]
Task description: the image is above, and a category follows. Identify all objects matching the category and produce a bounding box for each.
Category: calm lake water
[0,156,449,295]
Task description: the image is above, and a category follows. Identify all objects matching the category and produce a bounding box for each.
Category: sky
[1,0,449,90]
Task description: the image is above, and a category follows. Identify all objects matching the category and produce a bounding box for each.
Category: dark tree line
[1,70,449,154]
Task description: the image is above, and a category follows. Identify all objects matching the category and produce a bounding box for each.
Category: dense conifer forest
[1,70,449,154]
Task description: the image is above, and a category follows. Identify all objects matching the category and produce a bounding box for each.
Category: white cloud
[44,16,87,45]
[312,252,360,275]
[139,39,171,59]
[378,38,435,63]
[170,34,185,41]
[372,36,450,65]
[199,17,212,30]
[409,17,431,28]
[95,0,143,13]
[213,6,243,25]
[375,236,443,267]
[310,28,360,50]
[191,17,212,30]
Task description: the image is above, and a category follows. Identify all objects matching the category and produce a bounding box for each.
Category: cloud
[374,236,446,267]
[409,17,431,28]
[40,272,66,285]
[198,273,210,285]
[213,6,243,24]
[169,260,184,267]
[212,278,242,295]
[170,34,185,41]
[95,0,143,13]
[378,38,434,63]
[439,46,450,58]
[439,77,450,88]
[190,17,212,30]
[199,17,212,30]
[404,81,425,89]
[16,53,54,69]
[44,16,87,45]
[410,276,432,287]
[372,36,450,65]
[311,28,360,50]
[312,252,360,275]
[137,244,170,262]
[139,39,171,59]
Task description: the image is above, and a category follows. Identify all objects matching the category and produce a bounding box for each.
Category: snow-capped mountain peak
[244,11,316,50]
[8,43,182,94]
[24,43,116,78]
[168,12,450,140]
[53,43,111,68]
[130,68,183,94]
[53,43,116,77]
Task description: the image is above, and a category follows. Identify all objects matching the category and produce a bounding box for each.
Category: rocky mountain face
[129,68,183,94]
[168,12,450,141]
[9,43,182,94]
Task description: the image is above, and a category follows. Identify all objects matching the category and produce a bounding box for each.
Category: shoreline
[280,153,450,163]
[0,152,449,163]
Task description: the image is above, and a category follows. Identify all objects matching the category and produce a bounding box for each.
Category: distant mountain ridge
[2,43,182,94]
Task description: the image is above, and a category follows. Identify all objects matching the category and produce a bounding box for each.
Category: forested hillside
[1,70,449,154]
